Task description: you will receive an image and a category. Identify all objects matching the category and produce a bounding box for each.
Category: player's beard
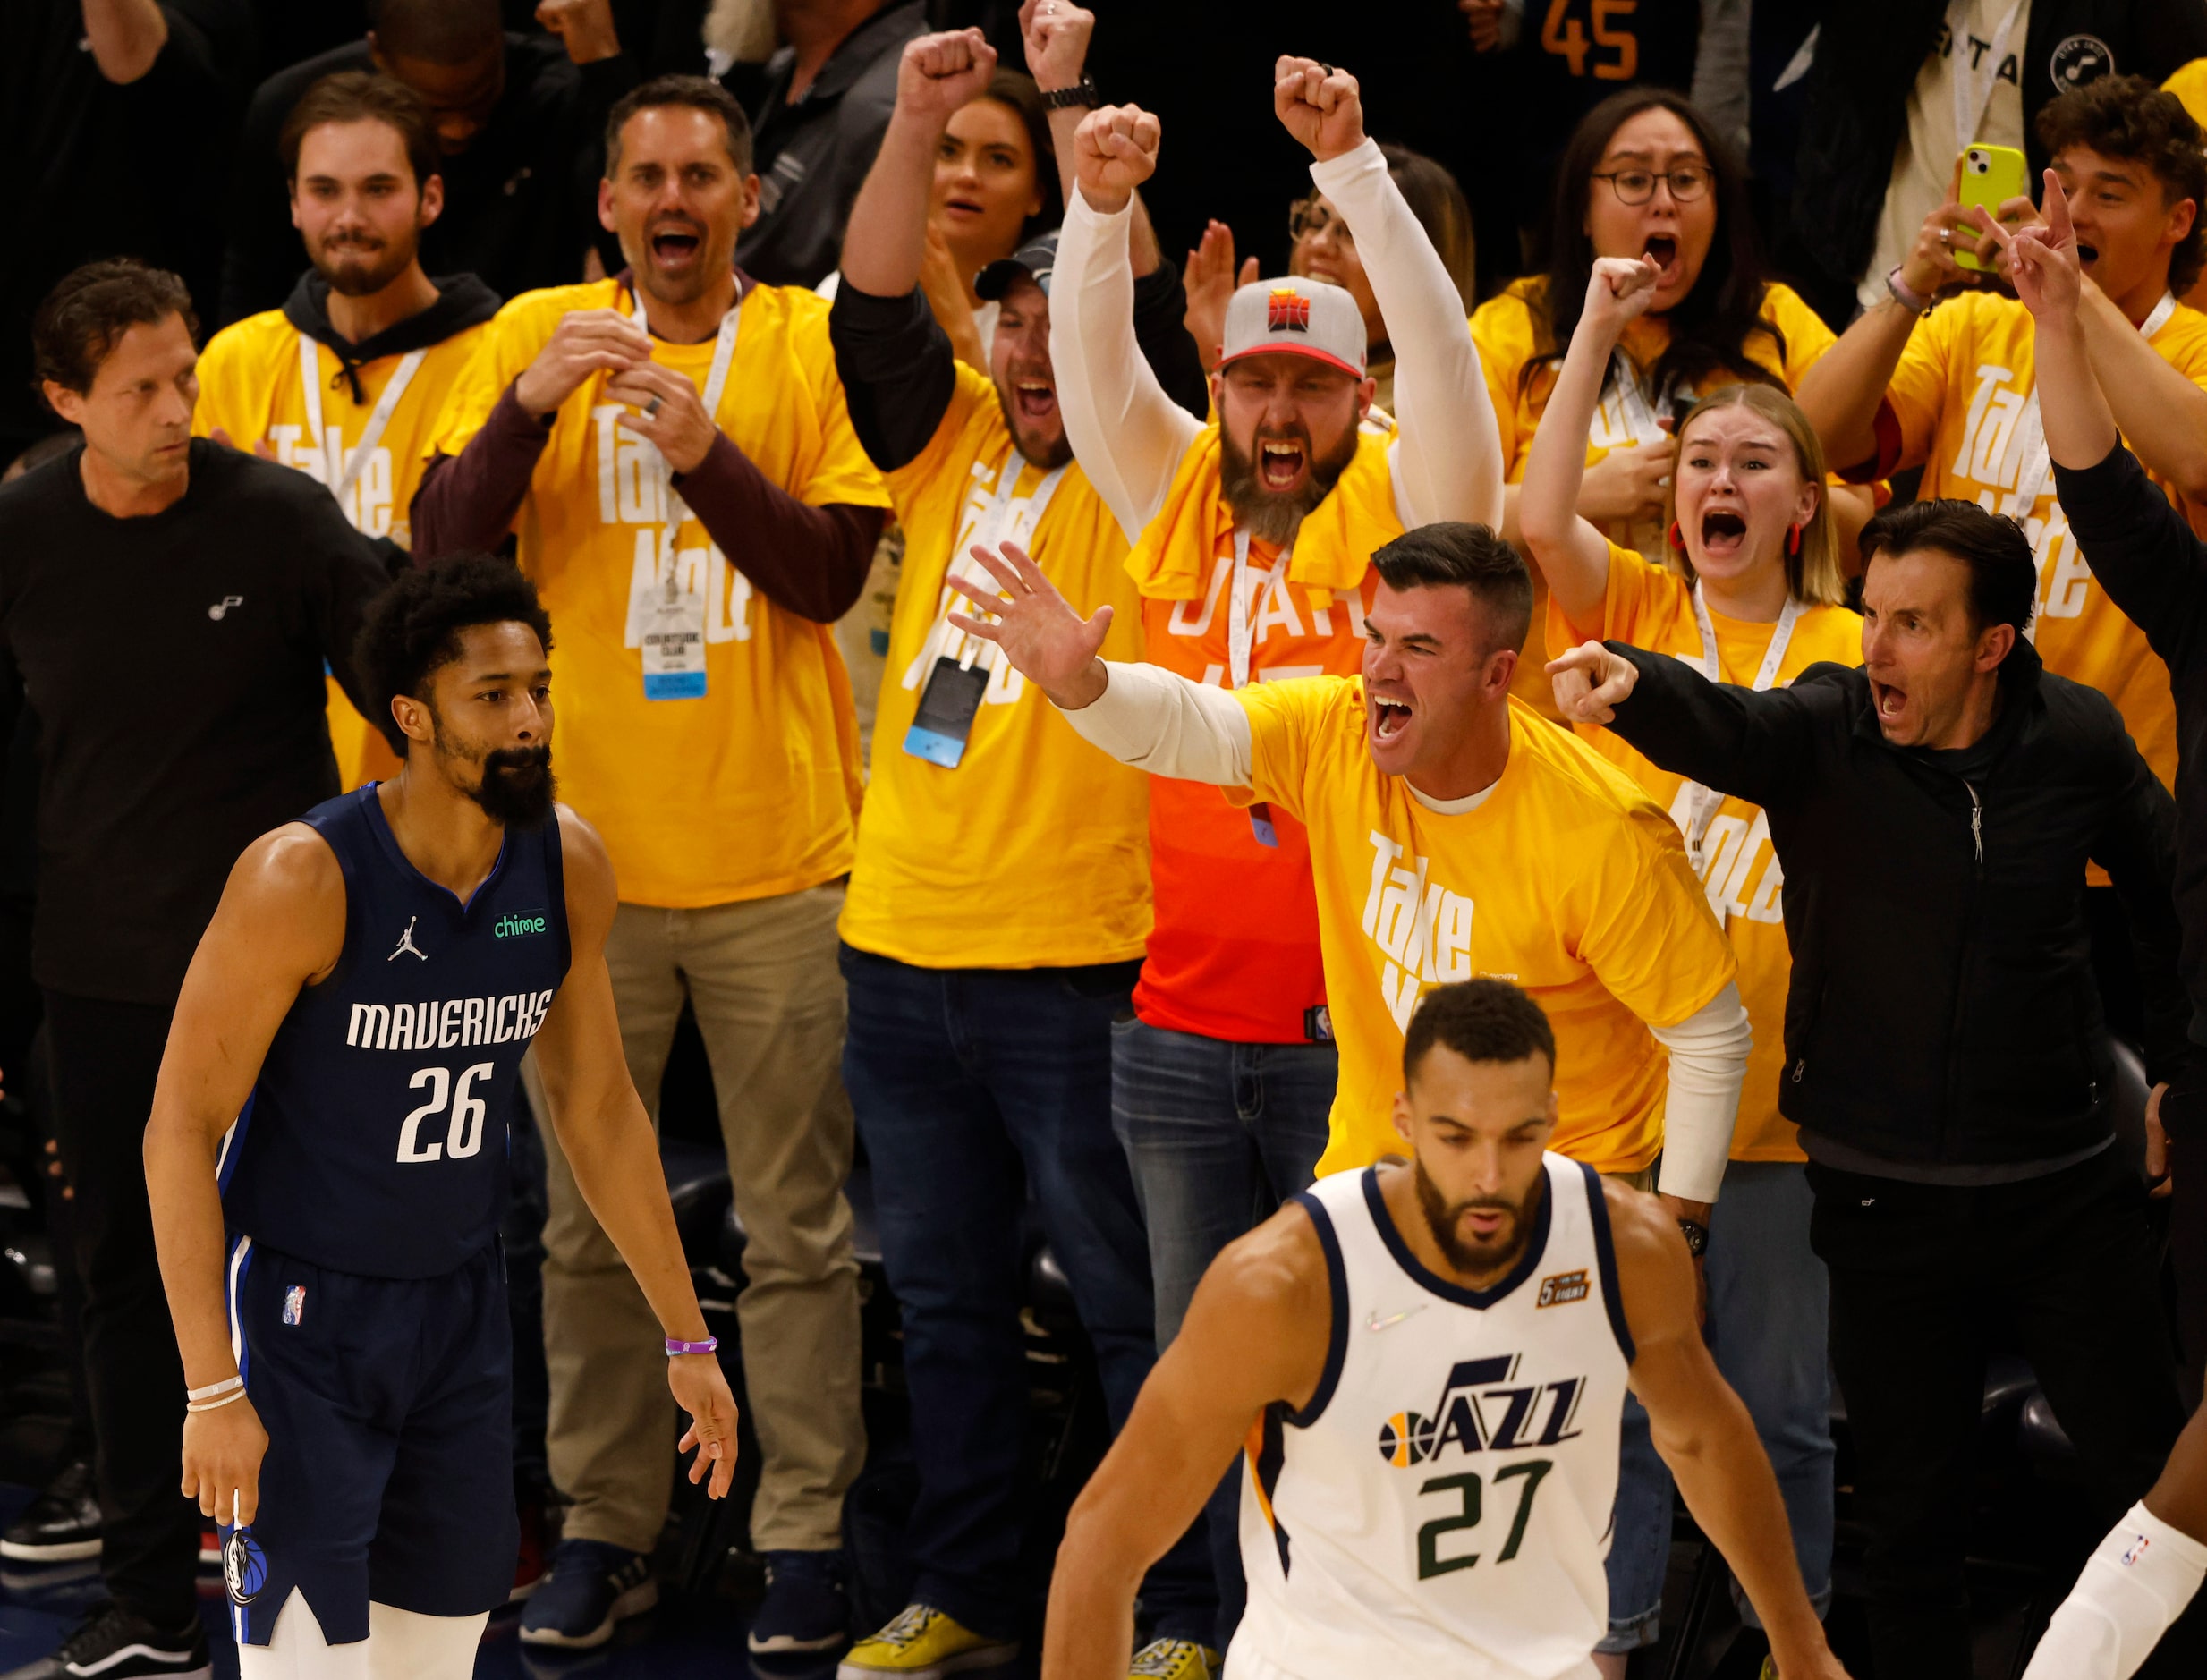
[313,230,418,299]
[1413,1158,1545,1278]
[1219,418,1358,546]
[470,745,556,828]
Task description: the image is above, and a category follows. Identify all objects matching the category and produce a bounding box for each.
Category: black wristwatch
[1676,1218,1709,1258]
[1041,75,1100,110]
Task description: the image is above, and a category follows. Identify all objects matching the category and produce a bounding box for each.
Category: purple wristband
[665,1336,719,1356]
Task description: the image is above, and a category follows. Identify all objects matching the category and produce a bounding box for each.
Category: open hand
[514,308,650,415]
[1978,169,2083,320]
[1018,0,1094,92]
[946,540,1113,708]
[181,1394,269,1525]
[670,1353,741,1499]
[1583,254,1663,339]
[1578,437,1676,523]
[896,29,997,123]
[1548,639,1640,724]
[607,362,718,473]
[1184,220,1257,369]
[1073,105,1160,216]
[1274,57,1364,163]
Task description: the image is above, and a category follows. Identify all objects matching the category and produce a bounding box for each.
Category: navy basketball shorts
[218,1235,518,1646]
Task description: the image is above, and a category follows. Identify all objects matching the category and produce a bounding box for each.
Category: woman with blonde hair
[1520,250,1859,1675]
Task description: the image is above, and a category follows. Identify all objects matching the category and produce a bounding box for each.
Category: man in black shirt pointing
[0,259,391,1680]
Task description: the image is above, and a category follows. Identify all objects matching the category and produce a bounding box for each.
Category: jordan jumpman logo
[388,916,428,962]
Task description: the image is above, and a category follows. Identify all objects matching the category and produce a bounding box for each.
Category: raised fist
[1074,104,1160,216]
[1274,57,1365,163]
[896,29,997,123]
[1018,0,1095,94]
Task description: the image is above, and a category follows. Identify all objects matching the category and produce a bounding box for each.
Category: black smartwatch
[1676,1218,1709,1258]
[1041,76,1100,110]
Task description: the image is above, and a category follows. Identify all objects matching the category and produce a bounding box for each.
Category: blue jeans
[1603,1160,1835,1649]
[1110,1018,1337,1652]
[839,947,1213,1642]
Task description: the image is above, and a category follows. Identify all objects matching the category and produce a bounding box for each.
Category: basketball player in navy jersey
[1042,980,1851,1680]
[142,556,741,1677]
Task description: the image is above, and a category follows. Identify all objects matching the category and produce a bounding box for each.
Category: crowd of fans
[12,0,2207,1676]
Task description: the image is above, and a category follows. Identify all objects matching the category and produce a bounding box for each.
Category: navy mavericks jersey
[220,785,570,1277]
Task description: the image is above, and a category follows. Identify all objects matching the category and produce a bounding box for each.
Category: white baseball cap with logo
[1217,276,1367,378]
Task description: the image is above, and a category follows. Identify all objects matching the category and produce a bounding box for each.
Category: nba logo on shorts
[225,1527,268,1605]
[283,1285,306,1327]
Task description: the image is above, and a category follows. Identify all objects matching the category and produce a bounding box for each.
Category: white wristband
[2023,1501,2207,1679]
[187,1375,243,1403]
[187,1387,250,1415]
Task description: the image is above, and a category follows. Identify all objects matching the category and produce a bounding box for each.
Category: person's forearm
[1602,644,1769,801]
[1517,295,1619,624]
[840,107,945,299]
[1658,1385,1830,1664]
[830,284,961,471]
[1040,1509,1146,1680]
[2080,282,2207,497]
[675,437,884,623]
[1650,982,1751,1205]
[410,386,551,559]
[1051,191,1203,544]
[1313,139,1499,528]
[550,1095,709,1341]
[83,0,168,82]
[1794,296,1920,473]
[1055,660,1254,785]
[144,1117,243,1387]
[1131,261,1210,420]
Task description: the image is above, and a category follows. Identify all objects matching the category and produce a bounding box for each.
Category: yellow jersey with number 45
[1231,676,1736,1178]
[1551,545,1863,1165]
[429,279,889,907]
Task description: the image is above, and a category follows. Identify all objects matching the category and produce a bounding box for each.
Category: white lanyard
[1681,584,1802,874]
[957,458,1067,670]
[1609,352,1670,446]
[1950,0,2027,151]
[2007,290,2176,593]
[297,334,423,516]
[624,283,745,518]
[1227,528,1291,691]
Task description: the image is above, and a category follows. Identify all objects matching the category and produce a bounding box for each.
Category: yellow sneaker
[1130,1637,1222,1678]
[836,1603,1019,1678]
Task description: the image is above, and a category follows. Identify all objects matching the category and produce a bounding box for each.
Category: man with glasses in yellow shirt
[412,74,887,1659]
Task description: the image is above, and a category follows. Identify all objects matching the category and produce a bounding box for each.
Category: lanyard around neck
[1951,0,2027,151]
[1681,584,1803,872]
[297,334,424,517]
[1228,528,1293,691]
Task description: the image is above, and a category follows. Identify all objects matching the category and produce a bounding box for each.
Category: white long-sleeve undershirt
[1058,662,1751,1197]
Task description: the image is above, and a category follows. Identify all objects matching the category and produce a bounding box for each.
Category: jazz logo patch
[283,1285,306,1327]
[1267,288,1311,332]
[225,1526,268,1605]
[1537,1270,1590,1309]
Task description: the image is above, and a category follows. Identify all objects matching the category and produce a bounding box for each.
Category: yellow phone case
[1956,145,2030,273]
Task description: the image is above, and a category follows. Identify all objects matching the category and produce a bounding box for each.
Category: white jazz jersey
[1231,1156,1634,1680]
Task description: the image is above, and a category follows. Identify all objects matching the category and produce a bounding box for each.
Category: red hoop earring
[1668,521,1686,551]
[1786,522,1803,556]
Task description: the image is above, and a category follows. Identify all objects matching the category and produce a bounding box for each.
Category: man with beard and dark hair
[140,556,741,1680]
[823,21,1212,1677]
[1035,979,1848,1680]
[196,71,501,790]
[412,72,887,1657]
[1045,56,1507,1652]
[0,258,393,1680]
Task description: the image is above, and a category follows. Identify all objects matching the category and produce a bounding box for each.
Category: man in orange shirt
[413,76,887,1658]
[1048,63,1502,1649]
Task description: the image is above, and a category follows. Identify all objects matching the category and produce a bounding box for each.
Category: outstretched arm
[1518,255,1662,633]
[146,827,348,1526]
[839,30,997,301]
[531,810,738,1498]
[1050,104,1204,544]
[1278,58,1499,528]
[1043,1203,1331,1680]
[1613,1184,1851,1679]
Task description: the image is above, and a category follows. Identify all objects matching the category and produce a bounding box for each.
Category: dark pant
[43,990,201,1630]
[1809,1148,2193,1680]
[1108,1017,1336,1652]
[839,946,1213,1642]
[2157,1053,2207,1403]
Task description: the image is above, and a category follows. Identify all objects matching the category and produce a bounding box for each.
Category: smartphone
[1956,145,2030,273]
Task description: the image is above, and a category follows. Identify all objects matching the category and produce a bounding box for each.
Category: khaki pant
[530,885,864,1553]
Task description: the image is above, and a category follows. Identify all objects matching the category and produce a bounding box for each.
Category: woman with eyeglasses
[1181,144,1476,412]
[1473,88,1872,719]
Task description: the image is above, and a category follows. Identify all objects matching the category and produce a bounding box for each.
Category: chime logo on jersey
[224,1526,268,1606]
[1268,289,1311,333]
[1373,1353,1589,1468]
[1362,833,1475,1031]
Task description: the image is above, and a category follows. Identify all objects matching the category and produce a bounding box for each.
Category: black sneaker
[0,1461,101,1563]
[0,1601,211,1680]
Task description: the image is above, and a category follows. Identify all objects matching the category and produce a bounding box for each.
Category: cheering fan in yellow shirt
[1522,246,1863,1659]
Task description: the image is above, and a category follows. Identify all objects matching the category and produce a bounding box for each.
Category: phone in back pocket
[1955,145,2030,273]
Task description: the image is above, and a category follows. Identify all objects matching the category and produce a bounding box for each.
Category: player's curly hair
[2036,74,2207,295]
[1405,981,1557,1083]
[354,556,554,756]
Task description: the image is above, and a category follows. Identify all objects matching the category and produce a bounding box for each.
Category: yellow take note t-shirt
[1230,676,1737,1178]
[839,361,1152,968]
[194,308,491,790]
[429,279,889,907]
[1550,544,1863,1163]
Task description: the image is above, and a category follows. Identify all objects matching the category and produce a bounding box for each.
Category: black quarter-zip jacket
[1600,634,2186,1167]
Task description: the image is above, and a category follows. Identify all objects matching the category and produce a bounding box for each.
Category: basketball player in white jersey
[1041,978,1849,1680]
